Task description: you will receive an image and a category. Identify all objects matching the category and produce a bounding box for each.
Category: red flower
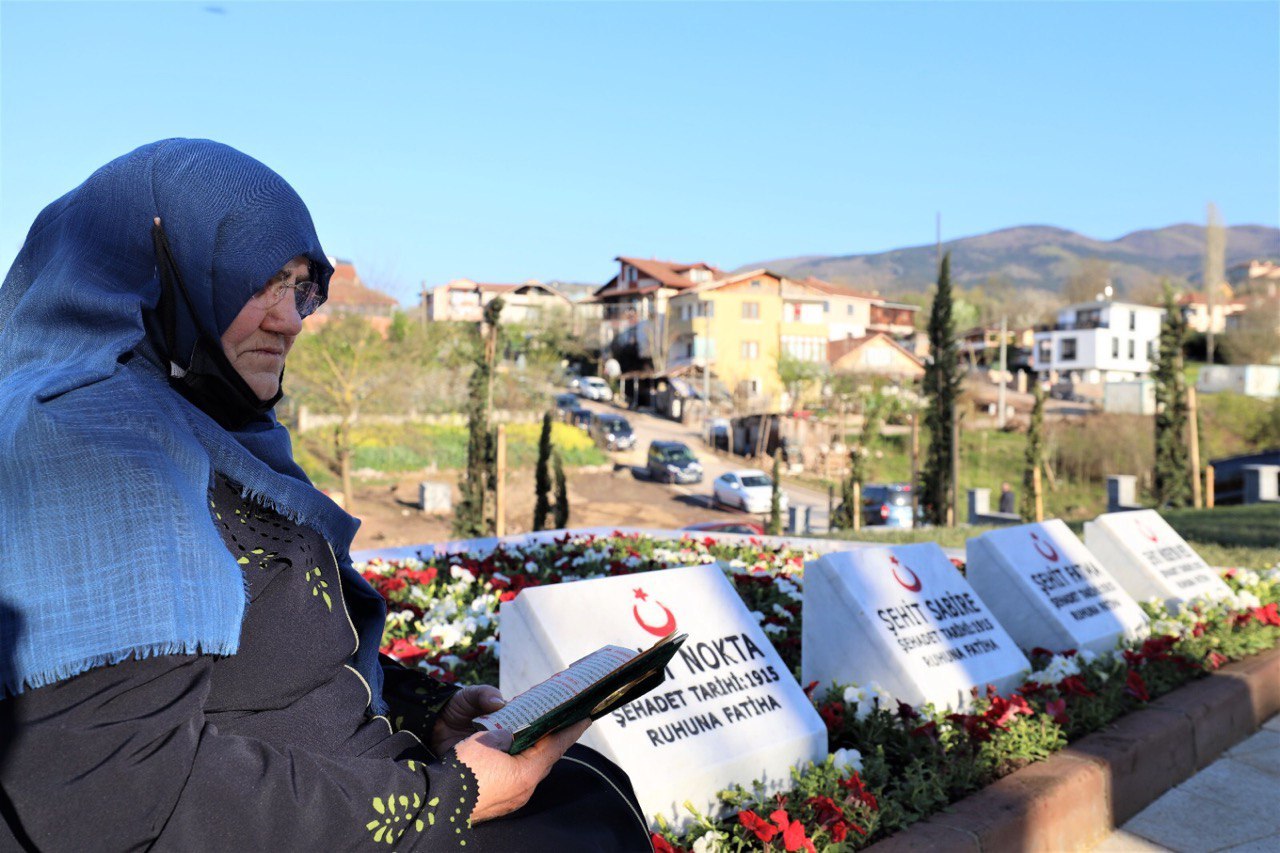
[382,637,429,665]
[739,809,779,843]
[1251,603,1280,627]
[896,700,920,722]
[1207,651,1228,670]
[805,795,842,827]
[650,833,682,853]
[499,590,518,602]
[838,772,879,811]
[985,693,1033,728]
[400,567,438,585]
[818,701,845,733]
[1192,621,1208,637]
[947,712,993,742]
[770,809,816,853]
[910,720,938,739]
[1125,669,1150,702]
[1046,697,1069,725]
[803,680,820,698]
[1058,675,1095,698]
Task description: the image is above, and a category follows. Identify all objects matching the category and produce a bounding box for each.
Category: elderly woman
[0,140,649,851]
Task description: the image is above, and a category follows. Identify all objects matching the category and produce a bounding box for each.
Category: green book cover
[474,632,688,754]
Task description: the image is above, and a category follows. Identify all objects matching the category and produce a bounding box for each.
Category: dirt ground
[348,465,740,551]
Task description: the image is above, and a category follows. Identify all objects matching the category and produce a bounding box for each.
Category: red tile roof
[615,256,725,290]
[325,262,398,308]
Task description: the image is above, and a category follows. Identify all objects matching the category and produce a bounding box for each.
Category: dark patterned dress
[0,475,650,851]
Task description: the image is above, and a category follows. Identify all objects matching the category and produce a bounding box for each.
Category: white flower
[763,623,786,635]
[831,747,863,773]
[750,610,765,623]
[692,831,728,853]
[842,685,863,705]
[772,603,793,621]
[1237,569,1261,587]
[450,565,476,584]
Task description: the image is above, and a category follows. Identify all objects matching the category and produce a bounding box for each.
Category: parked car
[577,376,613,402]
[646,441,704,484]
[712,469,789,514]
[834,482,916,529]
[589,413,635,451]
[553,393,579,413]
[566,407,593,431]
[680,521,765,535]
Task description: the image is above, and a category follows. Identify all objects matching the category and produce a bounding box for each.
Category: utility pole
[949,407,960,527]
[910,411,920,523]
[997,315,1008,429]
[494,424,507,535]
[1188,387,1202,508]
[420,281,429,331]
[1205,203,1225,364]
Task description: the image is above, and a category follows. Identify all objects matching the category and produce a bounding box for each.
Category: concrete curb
[869,643,1280,852]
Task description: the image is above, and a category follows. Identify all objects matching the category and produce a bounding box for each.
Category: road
[570,396,835,533]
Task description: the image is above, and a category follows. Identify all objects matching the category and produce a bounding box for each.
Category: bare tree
[1062,257,1113,305]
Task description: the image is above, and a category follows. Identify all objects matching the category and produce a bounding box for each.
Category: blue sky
[2,1,1277,304]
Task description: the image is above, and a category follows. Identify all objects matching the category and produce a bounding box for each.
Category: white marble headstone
[499,563,826,829]
[967,520,1149,655]
[802,543,1030,710]
[1083,510,1231,609]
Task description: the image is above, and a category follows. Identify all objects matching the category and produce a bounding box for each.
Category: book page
[475,644,637,733]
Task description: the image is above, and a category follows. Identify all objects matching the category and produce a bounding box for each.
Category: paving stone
[1173,758,1280,828]
[1090,829,1172,852]
[1120,786,1271,853]
[1219,835,1280,852]
[1262,713,1280,734]
[864,821,978,852]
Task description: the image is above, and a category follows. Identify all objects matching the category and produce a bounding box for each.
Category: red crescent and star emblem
[632,587,677,637]
[1031,532,1060,562]
[1134,518,1160,543]
[888,555,923,592]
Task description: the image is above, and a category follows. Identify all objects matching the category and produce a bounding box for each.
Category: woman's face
[219,256,309,401]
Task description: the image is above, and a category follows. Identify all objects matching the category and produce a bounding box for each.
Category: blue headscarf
[0,139,389,711]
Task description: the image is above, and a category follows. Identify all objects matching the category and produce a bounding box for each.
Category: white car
[577,376,613,402]
[712,469,789,514]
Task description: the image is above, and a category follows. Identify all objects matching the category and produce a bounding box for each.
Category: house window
[823,301,830,313]
[847,304,854,316]
[1037,340,1052,365]
[705,301,714,318]
[741,341,759,360]
[1128,311,1136,331]
[680,304,690,321]
[1128,339,1135,360]
[742,301,760,320]
[1060,338,1077,361]
[1112,338,1120,358]
[750,279,762,289]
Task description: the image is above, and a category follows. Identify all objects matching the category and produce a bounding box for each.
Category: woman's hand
[454,719,591,824]
[430,685,507,755]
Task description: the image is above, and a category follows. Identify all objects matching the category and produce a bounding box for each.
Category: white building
[1032,300,1164,384]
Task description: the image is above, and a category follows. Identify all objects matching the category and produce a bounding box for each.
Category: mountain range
[745,224,1280,296]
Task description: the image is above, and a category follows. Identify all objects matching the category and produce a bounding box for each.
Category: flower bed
[358,533,1280,852]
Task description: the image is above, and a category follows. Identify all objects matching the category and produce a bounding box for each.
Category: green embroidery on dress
[365,791,428,844]
[304,566,332,611]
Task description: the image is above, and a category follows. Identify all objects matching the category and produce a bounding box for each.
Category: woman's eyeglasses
[252,276,324,319]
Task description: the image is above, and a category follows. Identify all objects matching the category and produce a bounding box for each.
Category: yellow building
[668,270,829,403]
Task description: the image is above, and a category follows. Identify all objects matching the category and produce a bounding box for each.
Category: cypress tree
[767,453,783,535]
[1154,283,1192,508]
[452,297,504,538]
[922,253,961,526]
[1020,380,1045,521]
[533,411,554,531]
[552,449,570,528]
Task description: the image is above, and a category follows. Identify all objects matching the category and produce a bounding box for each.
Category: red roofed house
[1177,290,1246,335]
[310,259,398,336]
[593,257,726,368]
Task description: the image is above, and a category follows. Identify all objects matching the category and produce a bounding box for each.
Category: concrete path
[1093,713,1280,852]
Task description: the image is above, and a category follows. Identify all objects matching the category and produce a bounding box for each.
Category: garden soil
[348,465,732,552]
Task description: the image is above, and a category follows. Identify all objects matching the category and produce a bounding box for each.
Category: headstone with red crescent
[967,519,1148,654]
[802,543,1030,710]
[1084,509,1232,610]
[498,562,826,830]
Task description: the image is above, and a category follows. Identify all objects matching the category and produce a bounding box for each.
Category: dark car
[554,393,579,413]
[646,441,704,484]
[589,413,636,451]
[566,406,593,431]
[834,482,916,529]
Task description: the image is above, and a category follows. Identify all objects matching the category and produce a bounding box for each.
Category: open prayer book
[473,632,688,754]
